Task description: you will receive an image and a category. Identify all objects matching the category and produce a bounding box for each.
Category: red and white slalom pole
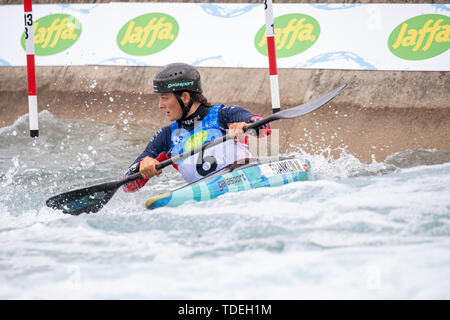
[264,0,280,114]
[24,0,39,137]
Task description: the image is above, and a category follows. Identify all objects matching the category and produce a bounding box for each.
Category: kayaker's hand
[228,122,247,142]
[139,156,162,179]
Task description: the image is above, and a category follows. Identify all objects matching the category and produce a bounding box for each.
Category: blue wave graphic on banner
[60,4,99,14]
[97,57,148,66]
[0,58,10,66]
[432,4,450,12]
[192,56,224,66]
[310,4,361,10]
[200,4,259,18]
[294,51,377,70]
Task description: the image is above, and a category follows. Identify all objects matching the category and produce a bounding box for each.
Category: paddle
[46,84,346,215]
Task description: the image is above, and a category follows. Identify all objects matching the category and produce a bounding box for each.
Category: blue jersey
[131,104,258,166]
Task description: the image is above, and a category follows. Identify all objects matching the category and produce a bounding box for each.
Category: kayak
[145,155,312,210]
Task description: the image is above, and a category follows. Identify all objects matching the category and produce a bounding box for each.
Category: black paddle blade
[46,184,119,215]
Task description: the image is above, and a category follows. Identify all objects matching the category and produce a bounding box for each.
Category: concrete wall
[1,0,449,162]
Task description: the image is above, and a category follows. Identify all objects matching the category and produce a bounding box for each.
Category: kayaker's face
[158,93,183,121]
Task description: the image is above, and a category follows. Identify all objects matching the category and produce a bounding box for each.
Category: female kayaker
[123,62,271,192]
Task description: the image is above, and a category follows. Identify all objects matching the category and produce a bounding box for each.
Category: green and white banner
[0,3,448,70]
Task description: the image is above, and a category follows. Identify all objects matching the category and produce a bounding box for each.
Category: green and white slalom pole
[24,0,39,137]
[264,0,280,114]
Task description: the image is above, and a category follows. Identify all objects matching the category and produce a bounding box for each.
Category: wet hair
[191,92,212,108]
[176,91,212,108]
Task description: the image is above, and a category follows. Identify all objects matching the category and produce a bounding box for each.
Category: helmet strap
[174,92,194,126]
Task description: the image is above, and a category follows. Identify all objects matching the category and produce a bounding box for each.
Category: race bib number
[259,159,305,177]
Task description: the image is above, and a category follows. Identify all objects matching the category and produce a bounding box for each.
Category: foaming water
[1,112,449,299]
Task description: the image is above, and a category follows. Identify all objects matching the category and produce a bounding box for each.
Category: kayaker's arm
[123,126,172,192]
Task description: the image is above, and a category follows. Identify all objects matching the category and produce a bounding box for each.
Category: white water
[1,111,450,299]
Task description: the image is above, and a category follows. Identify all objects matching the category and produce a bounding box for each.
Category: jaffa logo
[388,14,449,60]
[20,14,82,56]
[184,130,208,151]
[117,13,179,56]
[255,13,320,58]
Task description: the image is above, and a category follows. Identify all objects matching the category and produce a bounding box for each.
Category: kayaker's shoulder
[217,104,252,116]
[157,124,173,135]
[217,104,253,123]
[149,124,172,143]
[217,104,245,111]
